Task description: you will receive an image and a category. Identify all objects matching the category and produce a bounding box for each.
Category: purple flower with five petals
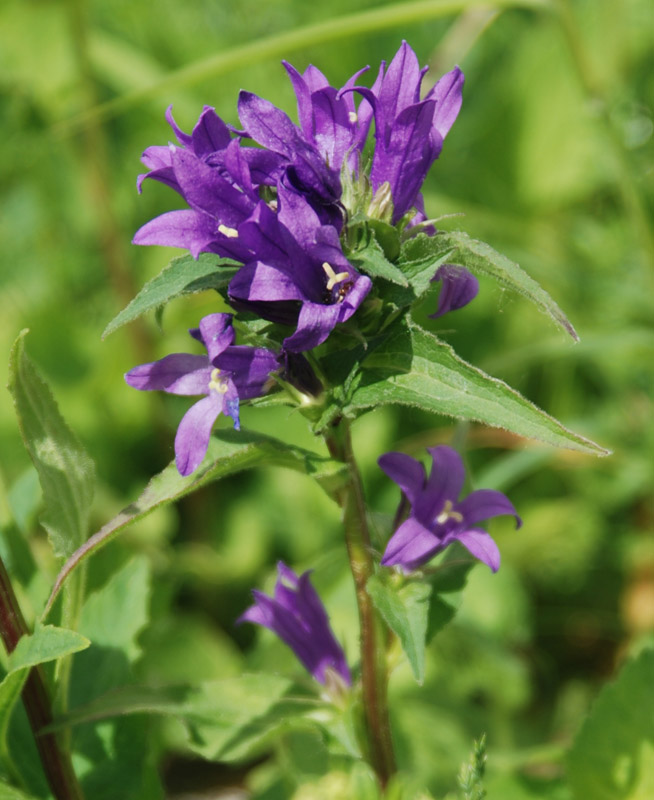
[238,562,351,688]
[125,313,279,476]
[352,42,464,224]
[380,446,521,573]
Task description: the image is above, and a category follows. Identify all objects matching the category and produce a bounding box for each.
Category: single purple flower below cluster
[238,562,351,688]
[125,313,279,476]
[380,446,521,573]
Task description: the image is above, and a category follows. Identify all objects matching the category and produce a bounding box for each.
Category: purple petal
[175,393,223,476]
[430,265,479,318]
[378,452,426,505]
[425,66,464,140]
[228,261,305,304]
[415,446,466,524]
[302,64,330,93]
[277,184,322,249]
[381,517,443,571]
[378,42,423,139]
[165,106,193,148]
[171,149,253,224]
[455,489,522,528]
[371,100,439,221]
[454,528,501,572]
[312,86,355,169]
[190,106,232,155]
[238,91,299,157]
[283,61,315,140]
[223,139,256,200]
[133,210,217,259]
[282,301,343,352]
[214,346,280,399]
[198,313,235,361]
[125,354,211,395]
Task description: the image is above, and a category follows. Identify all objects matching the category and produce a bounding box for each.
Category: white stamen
[322,261,350,291]
[348,110,358,124]
[436,499,464,525]
[218,224,238,239]
[208,368,228,394]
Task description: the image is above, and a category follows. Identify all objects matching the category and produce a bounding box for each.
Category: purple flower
[228,184,372,352]
[283,61,374,174]
[380,446,521,573]
[125,313,279,476]
[352,42,464,223]
[238,562,351,688]
[238,91,342,220]
[430,264,479,318]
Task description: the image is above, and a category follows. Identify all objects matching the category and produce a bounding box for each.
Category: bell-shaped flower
[228,184,371,352]
[351,42,464,223]
[380,446,521,573]
[237,90,343,222]
[282,61,375,174]
[238,562,351,688]
[125,314,279,476]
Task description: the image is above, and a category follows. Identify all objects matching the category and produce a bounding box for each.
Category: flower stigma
[322,261,350,291]
[435,499,464,525]
[348,110,358,124]
[208,368,229,394]
[218,224,238,238]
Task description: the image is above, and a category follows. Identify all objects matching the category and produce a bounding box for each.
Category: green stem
[0,557,84,800]
[325,419,395,788]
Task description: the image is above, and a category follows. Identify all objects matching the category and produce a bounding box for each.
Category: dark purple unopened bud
[430,264,479,318]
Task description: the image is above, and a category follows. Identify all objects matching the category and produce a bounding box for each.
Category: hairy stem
[0,557,84,800]
[325,419,395,788]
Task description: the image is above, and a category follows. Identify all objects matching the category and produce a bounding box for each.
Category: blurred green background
[1,0,653,797]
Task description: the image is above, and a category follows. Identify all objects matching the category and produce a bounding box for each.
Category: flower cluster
[126,43,478,476]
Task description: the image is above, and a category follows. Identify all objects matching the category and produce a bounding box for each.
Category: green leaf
[48,674,317,763]
[7,331,96,559]
[102,253,238,338]
[402,231,578,340]
[44,429,345,616]
[7,625,90,673]
[568,648,654,800]
[425,545,474,642]
[367,574,431,683]
[0,625,89,786]
[346,318,608,456]
[348,226,408,287]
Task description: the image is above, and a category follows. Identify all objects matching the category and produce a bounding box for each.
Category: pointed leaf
[367,574,431,683]
[7,625,90,673]
[44,429,345,616]
[347,318,608,456]
[8,331,96,559]
[46,674,319,762]
[568,648,654,800]
[401,231,578,339]
[102,253,238,338]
